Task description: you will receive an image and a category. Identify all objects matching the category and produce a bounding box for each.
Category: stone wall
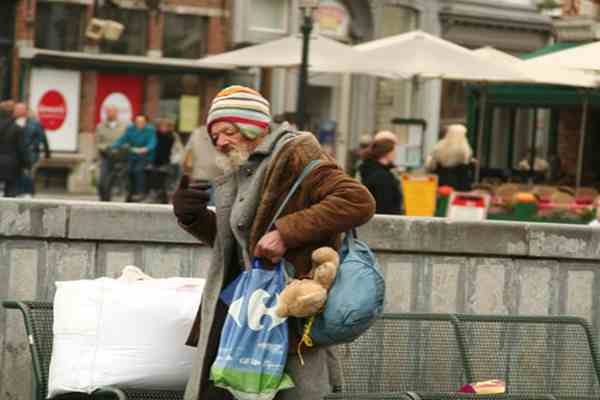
[2,199,600,399]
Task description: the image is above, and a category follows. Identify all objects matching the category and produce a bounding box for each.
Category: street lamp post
[296,0,319,131]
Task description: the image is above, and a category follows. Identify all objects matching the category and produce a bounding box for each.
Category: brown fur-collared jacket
[183,130,375,340]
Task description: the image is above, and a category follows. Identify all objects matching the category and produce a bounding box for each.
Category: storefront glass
[98,8,148,55]
[35,2,85,52]
[163,13,208,59]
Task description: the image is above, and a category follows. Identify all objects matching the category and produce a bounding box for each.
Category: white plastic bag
[47,271,204,397]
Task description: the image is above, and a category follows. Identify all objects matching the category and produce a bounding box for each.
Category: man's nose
[216,135,228,149]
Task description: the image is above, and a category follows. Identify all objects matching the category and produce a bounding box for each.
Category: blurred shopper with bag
[172,85,375,400]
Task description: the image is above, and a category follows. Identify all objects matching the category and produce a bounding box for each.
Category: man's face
[210,121,246,154]
[135,116,146,130]
[14,104,27,119]
[106,107,118,121]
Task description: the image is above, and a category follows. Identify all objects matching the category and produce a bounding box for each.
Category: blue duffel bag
[308,229,385,346]
[273,159,386,348]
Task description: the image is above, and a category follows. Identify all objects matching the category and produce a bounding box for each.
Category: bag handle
[266,159,322,233]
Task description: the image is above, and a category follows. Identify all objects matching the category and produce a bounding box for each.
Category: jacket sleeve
[177,208,217,247]
[275,154,376,249]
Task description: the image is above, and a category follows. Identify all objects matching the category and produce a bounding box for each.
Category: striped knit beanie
[206,85,271,140]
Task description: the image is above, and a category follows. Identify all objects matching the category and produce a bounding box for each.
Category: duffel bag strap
[343,228,359,251]
[266,159,322,233]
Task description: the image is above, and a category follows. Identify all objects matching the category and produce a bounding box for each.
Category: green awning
[519,42,581,60]
[467,42,598,109]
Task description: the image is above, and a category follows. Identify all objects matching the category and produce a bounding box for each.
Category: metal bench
[326,313,600,400]
[2,301,184,400]
[328,313,471,396]
[454,314,600,399]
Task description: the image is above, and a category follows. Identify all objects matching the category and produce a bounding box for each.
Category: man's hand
[254,230,287,263]
[172,175,211,225]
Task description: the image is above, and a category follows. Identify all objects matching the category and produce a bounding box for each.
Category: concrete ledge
[0,199,68,238]
[360,216,529,256]
[2,199,600,260]
[68,202,196,244]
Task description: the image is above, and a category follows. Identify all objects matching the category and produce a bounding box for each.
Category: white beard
[215,145,251,174]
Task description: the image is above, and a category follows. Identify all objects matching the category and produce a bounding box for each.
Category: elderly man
[172,85,375,400]
[96,105,127,201]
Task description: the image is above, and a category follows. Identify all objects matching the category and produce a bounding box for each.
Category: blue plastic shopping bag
[210,258,294,400]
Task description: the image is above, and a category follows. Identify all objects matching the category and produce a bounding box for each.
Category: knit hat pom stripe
[207,85,272,140]
[210,116,270,131]
[208,108,271,124]
[212,92,271,107]
[209,101,270,117]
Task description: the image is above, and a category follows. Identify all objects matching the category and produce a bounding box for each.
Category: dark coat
[435,164,473,192]
[0,116,27,181]
[360,158,403,215]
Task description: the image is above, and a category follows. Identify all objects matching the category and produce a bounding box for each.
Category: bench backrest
[455,314,600,397]
[3,301,53,400]
[336,313,471,393]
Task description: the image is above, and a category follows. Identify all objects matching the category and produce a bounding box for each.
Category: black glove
[172,175,211,225]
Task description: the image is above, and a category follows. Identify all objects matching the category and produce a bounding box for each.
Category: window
[35,2,85,51]
[159,75,204,132]
[249,0,288,32]
[163,14,208,59]
[97,8,147,55]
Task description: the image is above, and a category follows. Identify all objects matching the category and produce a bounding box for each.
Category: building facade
[2,0,230,192]
[1,0,555,192]
[550,0,600,183]
[228,0,552,170]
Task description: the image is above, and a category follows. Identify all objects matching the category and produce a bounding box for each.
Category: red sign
[37,90,67,131]
[95,73,144,124]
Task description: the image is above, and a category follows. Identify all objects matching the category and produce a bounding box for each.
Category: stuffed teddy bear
[275,247,340,318]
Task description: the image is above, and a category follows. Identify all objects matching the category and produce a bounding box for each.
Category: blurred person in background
[14,102,50,197]
[348,133,373,178]
[95,105,127,201]
[360,137,403,215]
[181,126,222,206]
[0,100,28,197]
[145,118,183,203]
[111,115,157,202]
[425,124,475,191]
